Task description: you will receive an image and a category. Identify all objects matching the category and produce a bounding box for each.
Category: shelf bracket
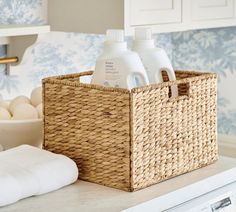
[0,25,50,75]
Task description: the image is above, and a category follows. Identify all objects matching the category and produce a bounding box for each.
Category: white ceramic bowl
[0,119,43,151]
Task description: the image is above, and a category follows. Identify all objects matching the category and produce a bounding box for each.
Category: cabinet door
[130,0,182,26]
[191,0,234,21]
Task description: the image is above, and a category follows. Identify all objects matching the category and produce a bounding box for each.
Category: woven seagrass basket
[43,70,218,192]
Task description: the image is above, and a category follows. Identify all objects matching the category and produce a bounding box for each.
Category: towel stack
[0,145,78,207]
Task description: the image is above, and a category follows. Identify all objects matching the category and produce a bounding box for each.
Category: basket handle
[158,68,179,98]
[165,80,191,100]
[77,71,93,83]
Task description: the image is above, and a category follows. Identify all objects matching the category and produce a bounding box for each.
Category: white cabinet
[187,0,236,30]
[191,0,234,21]
[125,0,184,34]
[125,0,236,34]
[130,0,182,26]
[49,0,236,35]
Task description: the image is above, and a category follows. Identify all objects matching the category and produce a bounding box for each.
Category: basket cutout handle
[77,71,93,83]
[160,69,178,98]
[168,82,190,98]
[161,70,191,100]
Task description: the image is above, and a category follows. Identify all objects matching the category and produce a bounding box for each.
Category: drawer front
[191,0,234,21]
[130,0,182,26]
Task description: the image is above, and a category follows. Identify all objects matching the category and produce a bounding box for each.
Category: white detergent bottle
[133,28,178,97]
[91,29,149,89]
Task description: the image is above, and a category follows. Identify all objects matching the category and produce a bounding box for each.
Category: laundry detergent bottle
[91,29,149,89]
[133,28,178,97]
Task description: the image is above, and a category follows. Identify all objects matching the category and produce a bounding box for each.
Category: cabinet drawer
[191,0,234,21]
[130,0,182,26]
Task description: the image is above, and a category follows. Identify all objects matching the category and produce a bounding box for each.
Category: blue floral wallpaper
[0,0,46,24]
[172,28,236,135]
[0,0,236,136]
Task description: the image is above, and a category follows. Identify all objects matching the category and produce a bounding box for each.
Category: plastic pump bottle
[133,28,178,97]
[91,29,149,89]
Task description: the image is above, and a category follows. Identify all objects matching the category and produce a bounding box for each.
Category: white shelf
[0,25,50,37]
[0,25,51,74]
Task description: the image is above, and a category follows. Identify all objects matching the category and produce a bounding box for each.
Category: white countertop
[1,156,236,212]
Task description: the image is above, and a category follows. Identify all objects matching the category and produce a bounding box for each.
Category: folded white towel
[0,145,78,207]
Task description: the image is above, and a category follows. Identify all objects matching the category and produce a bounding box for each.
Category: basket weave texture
[43,70,218,191]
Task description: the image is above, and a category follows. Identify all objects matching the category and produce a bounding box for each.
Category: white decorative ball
[12,103,38,120]
[0,107,11,120]
[0,101,10,110]
[9,96,31,114]
[36,103,43,119]
[31,87,42,107]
